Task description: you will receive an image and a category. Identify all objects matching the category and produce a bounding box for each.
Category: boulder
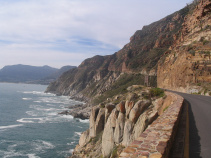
[95,108,105,134]
[105,103,115,113]
[105,103,115,123]
[126,93,138,101]
[89,107,100,138]
[129,100,151,123]
[79,129,90,147]
[122,120,134,147]
[125,101,135,118]
[110,109,119,128]
[102,113,115,157]
[132,111,148,140]
[116,101,126,113]
[114,112,125,143]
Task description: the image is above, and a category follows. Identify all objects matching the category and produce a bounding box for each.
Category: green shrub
[150,88,164,97]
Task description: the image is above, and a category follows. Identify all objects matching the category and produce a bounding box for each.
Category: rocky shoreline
[59,103,91,120]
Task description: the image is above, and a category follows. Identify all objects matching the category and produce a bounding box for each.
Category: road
[171,91,211,158]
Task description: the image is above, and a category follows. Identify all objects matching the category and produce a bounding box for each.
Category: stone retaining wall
[119,92,184,158]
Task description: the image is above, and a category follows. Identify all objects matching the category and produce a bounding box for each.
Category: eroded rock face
[89,107,100,138]
[132,111,148,140]
[125,101,135,118]
[114,112,125,143]
[122,120,134,146]
[116,101,126,113]
[158,0,211,93]
[102,113,115,157]
[79,129,90,147]
[129,100,151,123]
[95,108,105,135]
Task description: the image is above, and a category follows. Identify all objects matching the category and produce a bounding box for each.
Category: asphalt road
[171,91,211,158]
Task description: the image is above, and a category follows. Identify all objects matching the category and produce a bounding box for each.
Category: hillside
[0,64,76,84]
[47,1,210,102]
[46,2,192,103]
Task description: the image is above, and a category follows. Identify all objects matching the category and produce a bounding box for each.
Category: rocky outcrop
[71,87,171,158]
[119,92,184,158]
[157,0,211,94]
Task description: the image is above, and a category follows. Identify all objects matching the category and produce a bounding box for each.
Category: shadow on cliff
[187,100,202,158]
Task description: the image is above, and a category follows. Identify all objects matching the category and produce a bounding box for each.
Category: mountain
[0,64,76,84]
[46,0,211,103]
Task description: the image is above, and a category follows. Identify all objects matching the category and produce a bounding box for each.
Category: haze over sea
[0,83,89,158]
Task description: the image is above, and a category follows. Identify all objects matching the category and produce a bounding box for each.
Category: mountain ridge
[0,64,76,84]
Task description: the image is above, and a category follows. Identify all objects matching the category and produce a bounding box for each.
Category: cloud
[0,0,192,68]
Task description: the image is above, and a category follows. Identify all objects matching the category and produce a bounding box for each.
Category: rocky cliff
[157,0,211,94]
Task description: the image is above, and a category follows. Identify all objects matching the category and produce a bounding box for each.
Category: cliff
[46,3,189,102]
[157,0,211,94]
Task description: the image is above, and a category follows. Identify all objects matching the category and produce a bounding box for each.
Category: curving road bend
[171,91,211,158]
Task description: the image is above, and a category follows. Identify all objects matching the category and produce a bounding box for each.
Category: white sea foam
[27,154,40,158]
[17,118,42,123]
[0,124,23,130]
[61,115,74,119]
[75,132,82,136]
[69,149,74,154]
[79,119,89,123]
[22,98,32,100]
[32,140,55,152]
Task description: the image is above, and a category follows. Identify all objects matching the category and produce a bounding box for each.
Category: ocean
[0,83,89,158]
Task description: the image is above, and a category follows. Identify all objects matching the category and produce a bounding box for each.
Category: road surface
[171,91,211,158]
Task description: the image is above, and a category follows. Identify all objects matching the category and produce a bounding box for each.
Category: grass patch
[150,88,165,98]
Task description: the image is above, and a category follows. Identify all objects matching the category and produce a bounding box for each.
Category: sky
[0,0,192,69]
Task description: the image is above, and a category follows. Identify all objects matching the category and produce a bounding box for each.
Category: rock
[116,101,126,113]
[132,111,148,140]
[79,129,90,147]
[105,103,115,113]
[125,101,135,118]
[129,100,151,123]
[89,107,100,138]
[110,109,119,128]
[147,110,158,125]
[126,93,138,101]
[95,108,105,134]
[114,112,125,143]
[71,112,89,120]
[102,113,115,157]
[122,120,134,147]
[158,95,173,115]
[105,103,115,124]
[58,110,68,115]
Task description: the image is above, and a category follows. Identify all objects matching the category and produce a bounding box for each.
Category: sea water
[0,83,89,158]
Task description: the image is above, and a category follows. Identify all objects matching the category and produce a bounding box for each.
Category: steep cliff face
[157,0,211,94]
[46,6,189,102]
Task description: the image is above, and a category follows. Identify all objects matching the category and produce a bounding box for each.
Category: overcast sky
[0,0,192,69]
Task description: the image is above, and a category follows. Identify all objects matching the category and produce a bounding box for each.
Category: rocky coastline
[59,103,91,120]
